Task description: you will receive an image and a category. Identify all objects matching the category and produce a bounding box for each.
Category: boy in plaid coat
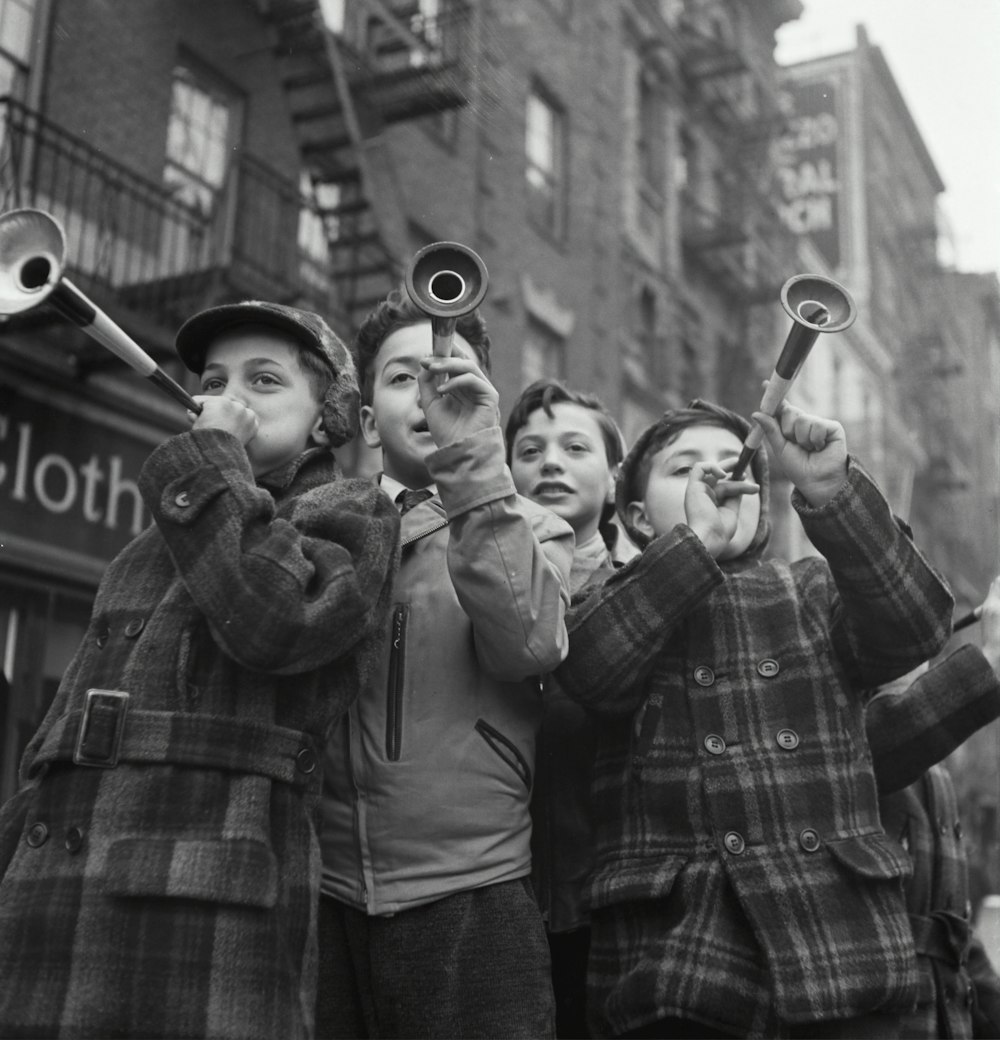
[0,301,399,1039]
[556,397,953,1038]
[867,574,1000,1039]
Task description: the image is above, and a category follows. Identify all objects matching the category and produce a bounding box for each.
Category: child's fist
[753,393,847,507]
[189,395,259,445]
[685,460,759,560]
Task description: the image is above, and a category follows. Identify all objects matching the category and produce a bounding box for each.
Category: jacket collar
[259,446,339,497]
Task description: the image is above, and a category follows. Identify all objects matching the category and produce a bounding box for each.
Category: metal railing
[0,97,339,333]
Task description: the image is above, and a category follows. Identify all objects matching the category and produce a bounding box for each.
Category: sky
[775,0,1000,277]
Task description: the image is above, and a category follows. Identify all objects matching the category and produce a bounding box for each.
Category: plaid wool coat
[556,459,953,1037]
[868,649,1000,1039]
[0,429,399,1040]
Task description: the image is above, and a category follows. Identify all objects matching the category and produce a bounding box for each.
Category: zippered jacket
[320,426,573,915]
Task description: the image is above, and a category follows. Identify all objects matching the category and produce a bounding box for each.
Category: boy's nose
[541,450,564,472]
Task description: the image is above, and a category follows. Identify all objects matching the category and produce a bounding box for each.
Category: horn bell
[781,273,857,334]
[405,241,489,319]
[0,207,67,315]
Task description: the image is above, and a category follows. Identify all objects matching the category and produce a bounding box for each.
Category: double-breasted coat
[868,647,1000,1039]
[0,429,399,1039]
[556,459,953,1037]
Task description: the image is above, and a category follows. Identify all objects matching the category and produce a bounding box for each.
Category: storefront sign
[0,385,157,577]
[773,72,845,269]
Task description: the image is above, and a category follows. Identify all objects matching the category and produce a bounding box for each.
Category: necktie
[396,487,433,515]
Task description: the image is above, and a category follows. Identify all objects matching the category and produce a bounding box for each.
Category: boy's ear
[359,404,381,450]
[625,500,654,541]
[310,412,330,447]
[606,463,620,504]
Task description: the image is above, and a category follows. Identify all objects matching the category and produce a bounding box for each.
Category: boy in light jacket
[316,288,573,1038]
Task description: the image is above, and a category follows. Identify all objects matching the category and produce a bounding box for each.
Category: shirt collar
[379,473,437,505]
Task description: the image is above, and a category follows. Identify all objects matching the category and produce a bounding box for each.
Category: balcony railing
[0,97,340,340]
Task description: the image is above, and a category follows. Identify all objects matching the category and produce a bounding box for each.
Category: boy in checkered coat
[867,574,1000,1039]
[556,397,953,1038]
[0,301,399,1039]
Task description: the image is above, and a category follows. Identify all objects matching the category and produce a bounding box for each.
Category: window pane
[0,0,35,63]
[164,62,238,211]
[526,95,554,171]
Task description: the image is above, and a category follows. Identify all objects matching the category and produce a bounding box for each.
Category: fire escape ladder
[264,0,473,327]
[319,21,408,313]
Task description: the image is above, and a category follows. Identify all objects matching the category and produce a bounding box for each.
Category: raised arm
[141,429,400,674]
[554,527,723,716]
[866,645,1000,795]
[431,425,573,679]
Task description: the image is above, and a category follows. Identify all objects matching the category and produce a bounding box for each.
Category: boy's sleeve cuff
[139,429,253,523]
[426,426,516,516]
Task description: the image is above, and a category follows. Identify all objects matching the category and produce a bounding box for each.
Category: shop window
[0,581,92,803]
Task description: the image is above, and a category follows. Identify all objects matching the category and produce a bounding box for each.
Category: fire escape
[260,0,474,330]
[676,5,801,302]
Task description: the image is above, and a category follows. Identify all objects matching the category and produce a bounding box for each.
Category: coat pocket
[475,718,532,790]
[588,854,689,910]
[824,831,913,881]
[103,836,278,909]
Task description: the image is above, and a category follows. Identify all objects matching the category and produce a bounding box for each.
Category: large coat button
[95,625,110,648]
[799,828,821,852]
[723,831,745,855]
[296,748,317,774]
[174,491,191,507]
[776,728,800,750]
[124,618,145,638]
[693,666,715,687]
[64,827,84,854]
[26,822,49,847]
[757,659,780,678]
[704,734,726,755]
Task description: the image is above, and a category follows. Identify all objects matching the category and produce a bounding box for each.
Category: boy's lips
[533,481,574,497]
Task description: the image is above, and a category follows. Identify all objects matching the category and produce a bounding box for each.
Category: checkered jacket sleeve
[867,645,1000,795]
[140,428,400,674]
[793,459,954,690]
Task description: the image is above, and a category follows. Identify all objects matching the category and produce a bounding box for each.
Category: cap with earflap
[175,300,360,447]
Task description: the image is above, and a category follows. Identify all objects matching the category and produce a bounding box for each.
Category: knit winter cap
[616,398,771,555]
[174,300,360,447]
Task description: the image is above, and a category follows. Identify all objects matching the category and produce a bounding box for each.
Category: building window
[522,316,566,385]
[525,86,566,239]
[636,285,666,384]
[164,60,242,216]
[679,336,699,401]
[637,72,664,192]
[0,0,36,98]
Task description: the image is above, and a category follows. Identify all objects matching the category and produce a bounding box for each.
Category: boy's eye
[671,465,693,476]
[202,377,225,392]
[252,372,281,387]
[389,371,415,385]
[517,445,541,459]
[567,443,590,454]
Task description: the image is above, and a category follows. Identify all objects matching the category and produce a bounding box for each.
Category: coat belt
[909,910,970,965]
[31,706,318,787]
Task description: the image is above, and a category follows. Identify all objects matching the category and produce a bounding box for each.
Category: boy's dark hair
[504,378,625,469]
[353,285,491,406]
[617,398,769,551]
